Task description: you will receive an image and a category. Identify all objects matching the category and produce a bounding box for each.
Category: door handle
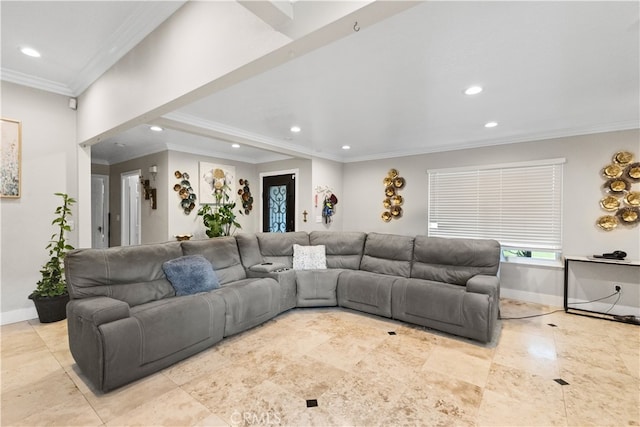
[98,226,102,233]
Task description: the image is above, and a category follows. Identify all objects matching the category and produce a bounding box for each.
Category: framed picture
[199,162,236,204]
[1,118,22,198]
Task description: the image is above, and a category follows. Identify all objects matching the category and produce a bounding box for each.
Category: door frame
[91,174,110,248]
[259,169,299,232]
[120,170,142,246]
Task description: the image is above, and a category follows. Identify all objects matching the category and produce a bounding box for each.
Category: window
[427,159,564,260]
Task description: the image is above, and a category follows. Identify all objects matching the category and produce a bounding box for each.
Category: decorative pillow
[293,244,327,270]
[162,255,220,296]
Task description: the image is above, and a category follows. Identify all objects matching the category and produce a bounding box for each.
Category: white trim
[427,157,566,174]
[501,288,563,308]
[259,169,299,232]
[1,307,38,325]
[120,170,142,246]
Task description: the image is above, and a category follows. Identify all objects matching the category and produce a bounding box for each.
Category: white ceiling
[2,1,639,165]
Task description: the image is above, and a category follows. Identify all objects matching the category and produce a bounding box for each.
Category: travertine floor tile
[2,299,638,426]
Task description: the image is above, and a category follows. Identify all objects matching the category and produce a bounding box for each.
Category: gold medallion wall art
[597,150,639,230]
[381,168,406,222]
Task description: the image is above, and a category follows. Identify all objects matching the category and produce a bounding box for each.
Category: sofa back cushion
[255,232,310,267]
[65,242,182,306]
[235,233,263,268]
[411,236,500,285]
[359,232,414,278]
[309,231,366,269]
[181,237,246,285]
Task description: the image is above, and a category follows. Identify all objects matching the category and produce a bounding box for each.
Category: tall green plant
[197,187,241,238]
[33,193,76,297]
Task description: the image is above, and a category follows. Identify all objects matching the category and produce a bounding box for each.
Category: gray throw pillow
[162,255,219,296]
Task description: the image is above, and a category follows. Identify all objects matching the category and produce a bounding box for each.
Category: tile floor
[1,299,638,426]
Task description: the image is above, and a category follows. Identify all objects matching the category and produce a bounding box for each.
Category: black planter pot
[29,293,70,323]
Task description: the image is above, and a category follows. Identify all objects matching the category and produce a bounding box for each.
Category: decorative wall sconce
[141,179,157,210]
[381,169,406,222]
[597,150,639,230]
[149,165,158,181]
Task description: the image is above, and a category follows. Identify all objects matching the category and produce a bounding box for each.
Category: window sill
[501,257,564,269]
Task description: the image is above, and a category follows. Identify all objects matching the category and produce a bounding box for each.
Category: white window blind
[427,159,564,250]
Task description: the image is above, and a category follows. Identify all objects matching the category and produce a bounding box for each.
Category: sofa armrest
[246,268,297,312]
[466,275,500,300]
[67,297,130,326]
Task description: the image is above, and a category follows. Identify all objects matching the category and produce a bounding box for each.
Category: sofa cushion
[293,244,327,270]
[391,278,465,326]
[181,237,246,285]
[64,242,181,306]
[337,270,396,318]
[255,232,310,266]
[162,255,219,296]
[411,236,500,285]
[359,232,414,278]
[309,231,366,269]
[296,269,340,307]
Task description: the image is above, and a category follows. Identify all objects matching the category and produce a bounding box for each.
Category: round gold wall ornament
[613,151,634,165]
[617,207,639,224]
[625,191,640,207]
[385,186,396,197]
[387,169,399,179]
[605,178,630,193]
[625,162,640,182]
[381,211,392,222]
[602,164,623,178]
[393,177,406,189]
[383,198,392,208]
[596,215,618,231]
[600,195,620,211]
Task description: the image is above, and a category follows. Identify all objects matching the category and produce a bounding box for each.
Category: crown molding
[1,69,74,97]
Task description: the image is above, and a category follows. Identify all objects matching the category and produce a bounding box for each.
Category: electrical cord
[500,290,621,320]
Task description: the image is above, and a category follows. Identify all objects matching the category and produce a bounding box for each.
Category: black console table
[564,256,640,323]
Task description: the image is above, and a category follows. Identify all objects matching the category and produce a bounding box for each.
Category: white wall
[311,157,344,231]
[108,151,169,246]
[342,129,640,304]
[0,82,78,323]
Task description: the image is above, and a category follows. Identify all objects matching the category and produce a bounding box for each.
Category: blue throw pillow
[162,255,220,296]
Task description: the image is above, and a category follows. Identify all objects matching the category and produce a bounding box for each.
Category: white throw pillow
[293,244,327,270]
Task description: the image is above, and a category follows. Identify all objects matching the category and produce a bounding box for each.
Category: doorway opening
[261,171,297,232]
[121,170,141,246]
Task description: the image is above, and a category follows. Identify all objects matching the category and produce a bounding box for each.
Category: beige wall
[0,82,78,322]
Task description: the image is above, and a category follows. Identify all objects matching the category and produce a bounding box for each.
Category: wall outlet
[614,284,622,292]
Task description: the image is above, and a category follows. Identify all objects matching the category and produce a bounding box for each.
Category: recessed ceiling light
[342,145,351,150]
[464,86,483,95]
[114,142,126,147]
[231,143,240,148]
[290,126,301,133]
[484,121,498,128]
[20,47,41,58]
[149,125,163,132]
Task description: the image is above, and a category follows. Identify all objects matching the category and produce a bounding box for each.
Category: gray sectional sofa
[64,231,501,392]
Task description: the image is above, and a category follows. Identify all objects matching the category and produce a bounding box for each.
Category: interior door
[262,174,295,232]
[121,170,141,246]
[91,174,109,248]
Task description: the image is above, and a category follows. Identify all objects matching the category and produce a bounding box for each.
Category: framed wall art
[1,118,22,198]
[199,162,235,204]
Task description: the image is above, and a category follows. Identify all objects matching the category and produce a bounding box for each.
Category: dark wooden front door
[262,174,295,232]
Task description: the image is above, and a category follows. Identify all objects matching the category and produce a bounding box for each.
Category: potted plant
[197,186,241,238]
[29,192,76,323]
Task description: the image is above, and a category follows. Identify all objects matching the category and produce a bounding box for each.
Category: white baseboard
[501,288,563,308]
[1,307,38,325]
